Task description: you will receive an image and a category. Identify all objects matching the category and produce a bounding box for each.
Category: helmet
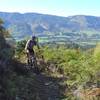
[31,35,36,40]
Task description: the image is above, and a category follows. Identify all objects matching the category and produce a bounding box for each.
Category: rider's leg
[31,49,35,58]
[26,49,32,65]
[28,49,35,66]
[26,52,30,65]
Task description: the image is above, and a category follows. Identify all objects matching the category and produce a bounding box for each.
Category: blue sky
[0,0,100,17]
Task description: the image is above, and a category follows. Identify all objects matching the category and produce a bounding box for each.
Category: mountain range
[0,12,100,43]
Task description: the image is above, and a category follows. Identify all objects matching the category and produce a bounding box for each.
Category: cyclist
[25,35,40,64]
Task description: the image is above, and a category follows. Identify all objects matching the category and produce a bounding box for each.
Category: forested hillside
[0,12,100,41]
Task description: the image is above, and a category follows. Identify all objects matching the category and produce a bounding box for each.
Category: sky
[0,0,100,17]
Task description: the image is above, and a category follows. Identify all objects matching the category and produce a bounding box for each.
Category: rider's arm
[36,38,40,49]
[25,40,30,51]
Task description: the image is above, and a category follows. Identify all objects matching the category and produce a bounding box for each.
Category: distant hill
[0,12,100,43]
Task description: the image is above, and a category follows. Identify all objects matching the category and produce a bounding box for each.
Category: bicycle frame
[27,53,37,68]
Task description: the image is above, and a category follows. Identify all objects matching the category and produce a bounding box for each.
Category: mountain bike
[28,54,36,67]
[27,53,40,74]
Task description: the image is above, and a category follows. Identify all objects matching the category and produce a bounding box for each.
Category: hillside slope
[0,20,67,100]
[0,12,100,40]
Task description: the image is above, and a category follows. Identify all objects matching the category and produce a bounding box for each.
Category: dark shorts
[27,49,34,56]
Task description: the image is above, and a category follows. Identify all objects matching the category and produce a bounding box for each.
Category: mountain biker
[25,35,40,64]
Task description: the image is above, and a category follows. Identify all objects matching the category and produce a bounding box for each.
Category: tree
[0,18,14,59]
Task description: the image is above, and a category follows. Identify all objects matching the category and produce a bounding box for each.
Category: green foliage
[0,18,14,59]
[38,45,99,87]
[15,40,100,86]
[16,40,27,55]
[93,43,100,61]
[14,39,100,99]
